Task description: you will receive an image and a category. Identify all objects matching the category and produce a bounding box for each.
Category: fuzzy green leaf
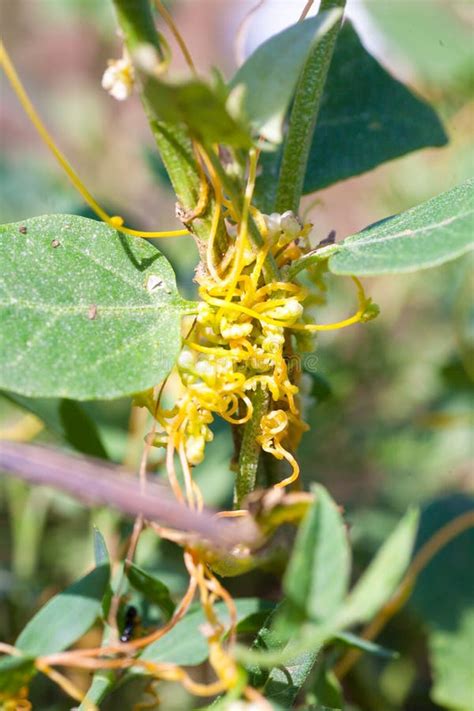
[0,215,189,400]
[126,563,175,621]
[229,11,342,144]
[283,484,350,622]
[339,508,418,626]
[263,650,320,708]
[366,1,473,89]
[329,179,474,276]
[302,21,447,193]
[16,563,110,655]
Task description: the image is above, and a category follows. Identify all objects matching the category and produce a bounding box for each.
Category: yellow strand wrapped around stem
[0,41,189,239]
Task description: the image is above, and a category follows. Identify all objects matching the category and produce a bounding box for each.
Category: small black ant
[120,605,138,643]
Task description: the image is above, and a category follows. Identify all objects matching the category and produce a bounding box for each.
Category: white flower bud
[185,434,205,466]
[197,302,213,325]
[263,212,281,237]
[101,57,134,101]
[177,349,194,369]
[195,359,217,381]
[267,298,303,322]
[220,321,253,340]
[280,210,301,238]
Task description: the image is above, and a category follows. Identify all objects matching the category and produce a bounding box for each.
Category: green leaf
[302,21,447,193]
[329,179,474,276]
[0,215,189,400]
[410,495,474,711]
[334,632,397,660]
[0,655,36,695]
[2,391,108,459]
[229,11,342,144]
[284,484,351,623]
[93,529,113,620]
[93,528,110,566]
[339,508,418,626]
[16,563,110,655]
[366,1,473,90]
[244,605,320,705]
[125,563,175,621]
[310,664,344,710]
[430,608,474,711]
[263,649,320,708]
[144,77,252,148]
[138,598,271,668]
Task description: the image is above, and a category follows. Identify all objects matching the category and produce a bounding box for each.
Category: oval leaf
[329,179,474,275]
[16,563,110,655]
[126,563,175,620]
[283,484,351,623]
[339,508,419,627]
[229,11,341,144]
[0,215,188,399]
[303,21,447,193]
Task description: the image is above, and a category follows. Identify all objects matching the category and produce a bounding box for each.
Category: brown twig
[0,441,259,548]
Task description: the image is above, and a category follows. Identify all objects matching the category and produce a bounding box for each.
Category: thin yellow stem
[0,41,189,239]
[291,276,368,332]
[223,148,260,303]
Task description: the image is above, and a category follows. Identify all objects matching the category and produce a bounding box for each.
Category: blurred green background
[0,1,473,710]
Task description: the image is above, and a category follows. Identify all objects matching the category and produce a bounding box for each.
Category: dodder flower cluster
[152,206,318,500]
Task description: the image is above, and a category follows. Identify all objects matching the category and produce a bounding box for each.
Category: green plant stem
[275,0,346,213]
[235,387,270,508]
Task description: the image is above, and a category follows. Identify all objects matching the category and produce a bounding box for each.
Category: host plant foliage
[0,1,472,710]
